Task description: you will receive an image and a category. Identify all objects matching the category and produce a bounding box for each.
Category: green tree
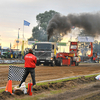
[28,10,59,42]
[36,10,58,30]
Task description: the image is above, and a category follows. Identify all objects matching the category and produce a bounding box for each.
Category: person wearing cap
[19,49,37,87]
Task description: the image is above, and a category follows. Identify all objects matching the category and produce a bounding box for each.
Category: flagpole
[22,20,30,59]
[17,29,18,56]
[17,28,20,56]
[22,20,24,59]
[23,20,24,39]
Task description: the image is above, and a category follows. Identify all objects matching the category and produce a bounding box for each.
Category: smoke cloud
[47,12,100,40]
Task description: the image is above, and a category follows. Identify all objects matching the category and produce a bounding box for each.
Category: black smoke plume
[47,12,100,40]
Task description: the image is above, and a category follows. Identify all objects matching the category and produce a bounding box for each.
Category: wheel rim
[53,61,55,65]
[59,59,62,66]
[51,60,55,66]
[60,61,62,66]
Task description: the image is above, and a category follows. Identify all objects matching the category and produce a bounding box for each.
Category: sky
[0,0,100,49]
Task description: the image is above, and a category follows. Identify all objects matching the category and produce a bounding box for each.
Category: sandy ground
[0,63,100,87]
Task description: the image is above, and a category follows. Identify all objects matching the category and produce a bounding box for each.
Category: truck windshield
[70,45,77,49]
[34,44,51,51]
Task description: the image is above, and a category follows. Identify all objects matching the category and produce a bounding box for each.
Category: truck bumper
[37,60,53,65]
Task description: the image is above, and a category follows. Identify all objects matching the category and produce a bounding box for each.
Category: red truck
[55,42,81,66]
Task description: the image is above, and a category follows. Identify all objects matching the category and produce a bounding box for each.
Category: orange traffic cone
[5,80,12,94]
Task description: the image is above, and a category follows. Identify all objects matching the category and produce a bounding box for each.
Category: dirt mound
[33,76,96,94]
[0,91,14,100]
[84,92,100,100]
[0,75,97,100]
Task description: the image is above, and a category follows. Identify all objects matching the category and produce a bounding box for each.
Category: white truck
[33,42,58,66]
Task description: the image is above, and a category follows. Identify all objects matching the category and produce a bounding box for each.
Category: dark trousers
[19,68,36,87]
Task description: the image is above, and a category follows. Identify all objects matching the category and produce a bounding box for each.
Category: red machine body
[56,42,81,66]
[88,42,98,63]
[88,42,93,58]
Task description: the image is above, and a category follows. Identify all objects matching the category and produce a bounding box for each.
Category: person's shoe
[33,85,37,88]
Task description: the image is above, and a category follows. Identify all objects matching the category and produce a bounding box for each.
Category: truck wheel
[44,63,49,66]
[14,54,17,58]
[51,60,55,66]
[69,58,72,66]
[36,63,39,66]
[59,59,62,66]
[44,63,46,66]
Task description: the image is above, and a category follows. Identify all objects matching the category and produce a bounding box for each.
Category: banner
[78,36,94,42]
[28,41,35,45]
[57,42,66,46]
[8,66,25,81]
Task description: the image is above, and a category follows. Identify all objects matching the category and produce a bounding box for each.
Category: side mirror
[52,45,54,50]
[33,45,35,49]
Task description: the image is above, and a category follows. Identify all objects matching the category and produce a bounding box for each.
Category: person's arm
[33,56,37,64]
[34,57,37,64]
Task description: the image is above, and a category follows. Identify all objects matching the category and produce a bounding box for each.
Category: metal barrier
[0,59,24,64]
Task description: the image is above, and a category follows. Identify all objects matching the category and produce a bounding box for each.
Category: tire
[59,59,62,66]
[44,63,49,66]
[18,55,21,59]
[9,53,13,59]
[56,58,62,66]
[36,63,39,66]
[14,54,17,58]
[43,63,46,66]
[51,60,55,66]
[55,60,57,66]
[69,58,72,66]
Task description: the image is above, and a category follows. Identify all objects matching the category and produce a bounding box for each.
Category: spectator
[19,49,37,87]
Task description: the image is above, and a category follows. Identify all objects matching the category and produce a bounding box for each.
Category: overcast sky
[0,0,100,48]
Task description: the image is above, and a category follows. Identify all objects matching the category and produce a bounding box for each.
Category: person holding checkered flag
[19,49,37,87]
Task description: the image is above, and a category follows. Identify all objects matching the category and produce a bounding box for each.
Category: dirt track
[1,63,100,100]
[0,63,100,87]
[40,80,100,100]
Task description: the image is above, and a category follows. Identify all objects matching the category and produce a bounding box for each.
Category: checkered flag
[8,65,25,81]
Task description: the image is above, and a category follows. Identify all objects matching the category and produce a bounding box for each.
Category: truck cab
[33,42,57,66]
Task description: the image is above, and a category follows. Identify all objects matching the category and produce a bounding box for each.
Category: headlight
[46,57,53,60]
[51,58,53,60]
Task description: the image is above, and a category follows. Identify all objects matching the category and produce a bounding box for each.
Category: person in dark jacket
[19,49,37,87]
